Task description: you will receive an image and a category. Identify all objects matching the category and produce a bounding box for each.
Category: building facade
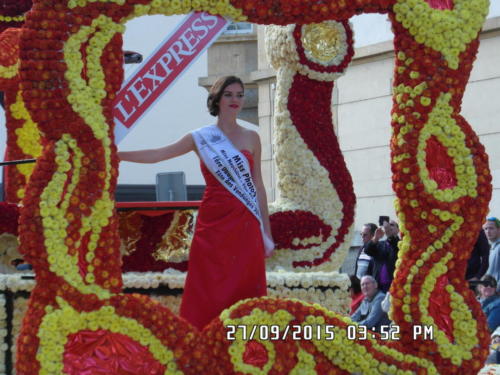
[200,16,500,234]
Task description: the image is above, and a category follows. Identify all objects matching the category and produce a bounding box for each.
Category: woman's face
[218,82,244,116]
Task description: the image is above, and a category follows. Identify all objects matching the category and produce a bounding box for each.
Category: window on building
[223,22,254,34]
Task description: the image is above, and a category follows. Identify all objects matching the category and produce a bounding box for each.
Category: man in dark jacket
[466,229,489,281]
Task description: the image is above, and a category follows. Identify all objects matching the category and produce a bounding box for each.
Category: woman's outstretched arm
[118,133,195,163]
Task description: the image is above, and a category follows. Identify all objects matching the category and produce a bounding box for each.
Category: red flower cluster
[271,210,332,251]
[0,0,32,32]
[229,0,393,25]
[120,211,188,273]
[0,201,19,235]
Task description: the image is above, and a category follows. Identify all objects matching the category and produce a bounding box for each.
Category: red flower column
[15,2,218,374]
[265,21,356,271]
[387,2,491,373]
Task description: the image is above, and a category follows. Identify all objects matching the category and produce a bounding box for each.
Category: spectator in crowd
[349,275,364,314]
[486,327,500,364]
[484,217,500,288]
[364,225,397,292]
[354,223,377,279]
[351,275,390,332]
[384,220,400,257]
[466,229,489,281]
[478,275,500,332]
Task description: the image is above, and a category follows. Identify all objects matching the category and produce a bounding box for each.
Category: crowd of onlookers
[349,219,399,330]
[348,216,500,363]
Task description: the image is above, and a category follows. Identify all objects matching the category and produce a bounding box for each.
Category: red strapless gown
[179,150,267,330]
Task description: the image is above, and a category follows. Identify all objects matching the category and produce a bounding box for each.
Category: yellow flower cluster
[64,16,119,286]
[0,61,19,79]
[40,136,111,299]
[69,0,125,8]
[393,0,489,69]
[416,93,478,202]
[0,14,25,22]
[122,0,246,22]
[222,306,289,373]
[9,91,43,199]
[265,23,350,82]
[267,271,350,313]
[392,80,427,128]
[65,15,123,140]
[289,347,316,375]
[301,22,349,67]
[396,209,463,276]
[37,298,180,374]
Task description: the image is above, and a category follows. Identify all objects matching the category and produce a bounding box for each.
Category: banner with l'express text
[113,12,230,144]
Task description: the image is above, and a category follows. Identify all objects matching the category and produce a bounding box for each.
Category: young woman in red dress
[118,76,273,330]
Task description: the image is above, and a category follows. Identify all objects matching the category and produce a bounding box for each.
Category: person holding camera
[362,217,398,292]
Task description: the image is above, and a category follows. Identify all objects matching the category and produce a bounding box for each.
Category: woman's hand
[263,232,275,258]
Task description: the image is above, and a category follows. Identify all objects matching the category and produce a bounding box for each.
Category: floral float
[12,0,492,374]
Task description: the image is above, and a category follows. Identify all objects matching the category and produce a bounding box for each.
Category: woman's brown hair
[207,76,244,117]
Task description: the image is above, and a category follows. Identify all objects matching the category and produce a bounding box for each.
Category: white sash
[191,125,274,256]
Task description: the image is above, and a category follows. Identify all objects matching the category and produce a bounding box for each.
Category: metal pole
[0,159,36,167]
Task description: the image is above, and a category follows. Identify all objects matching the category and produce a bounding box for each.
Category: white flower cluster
[11,296,28,372]
[267,271,350,314]
[0,293,6,375]
[123,270,186,289]
[300,22,349,68]
[267,270,349,289]
[0,234,23,274]
[150,295,182,315]
[0,274,35,293]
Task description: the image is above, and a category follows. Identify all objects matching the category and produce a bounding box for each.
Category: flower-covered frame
[8,0,494,374]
